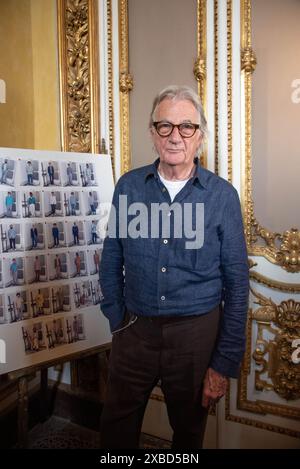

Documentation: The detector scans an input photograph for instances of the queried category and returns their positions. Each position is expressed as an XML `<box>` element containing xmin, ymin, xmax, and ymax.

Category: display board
<box><xmin>0</xmin><ymin>147</ymin><xmax>114</xmax><ymax>375</ymax></box>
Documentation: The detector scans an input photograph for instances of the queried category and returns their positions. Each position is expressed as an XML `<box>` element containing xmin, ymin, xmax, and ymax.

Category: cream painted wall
<box><xmin>128</xmin><ymin>0</ymin><xmax>198</xmax><ymax>169</ymax></box>
<box><xmin>0</xmin><ymin>0</ymin><xmax>60</xmax><ymax>150</ymax></box>
<box><xmin>0</xmin><ymin>0</ymin><xmax>34</xmax><ymax>148</ymax></box>
<box><xmin>252</xmin><ymin>0</ymin><xmax>300</xmax><ymax>232</ymax></box>
<box><xmin>30</xmin><ymin>0</ymin><xmax>61</xmax><ymax>151</ymax></box>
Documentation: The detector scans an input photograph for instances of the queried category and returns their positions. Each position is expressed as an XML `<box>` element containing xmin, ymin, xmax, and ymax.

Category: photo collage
<box><xmin>0</xmin><ymin>154</ymin><xmax>104</xmax><ymax>356</ymax></box>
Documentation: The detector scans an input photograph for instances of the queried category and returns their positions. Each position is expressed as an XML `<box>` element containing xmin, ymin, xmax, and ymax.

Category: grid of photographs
<box><xmin>0</xmin><ymin>154</ymin><xmax>104</xmax><ymax>356</ymax></box>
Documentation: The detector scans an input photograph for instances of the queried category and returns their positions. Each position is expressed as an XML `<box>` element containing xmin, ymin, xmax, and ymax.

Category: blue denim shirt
<box><xmin>100</xmin><ymin>159</ymin><xmax>249</xmax><ymax>378</ymax></box>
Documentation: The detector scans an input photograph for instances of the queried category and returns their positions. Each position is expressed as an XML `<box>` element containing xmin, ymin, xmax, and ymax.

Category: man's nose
<box><xmin>168</xmin><ymin>125</ymin><xmax>182</xmax><ymax>142</ymax></box>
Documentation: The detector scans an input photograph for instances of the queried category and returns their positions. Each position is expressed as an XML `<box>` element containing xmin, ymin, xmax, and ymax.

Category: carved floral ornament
<box><xmin>249</xmin><ymin>216</ymin><xmax>300</xmax><ymax>273</ymax></box>
<box><xmin>241</xmin><ymin>46</ymin><xmax>257</xmax><ymax>73</ymax></box>
<box><xmin>250</xmin><ymin>287</ymin><xmax>300</xmax><ymax>401</ymax></box>
<box><xmin>193</xmin><ymin>57</ymin><xmax>206</xmax><ymax>83</ymax></box>
<box><xmin>58</xmin><ymin>0</ymin><xmax>100</xmax><ymax>154</ymax></box>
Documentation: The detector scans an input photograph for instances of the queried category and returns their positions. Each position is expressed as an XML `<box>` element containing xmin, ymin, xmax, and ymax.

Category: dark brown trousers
<box><xmin>100</xmin><ymin>306</ymin><xmax>220</xmax><ymax>449</ymax></box>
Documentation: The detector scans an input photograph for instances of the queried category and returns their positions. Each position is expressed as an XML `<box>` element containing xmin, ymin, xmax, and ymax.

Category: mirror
<box><xmin>0</xmin><ymin>0</ymin><xmax>61</xmax><ymax>151</ymax></box>
<box><xmin>251</xmin><ymin>0</ymin><xmax>300</xmax><ymax>233</ymax></box>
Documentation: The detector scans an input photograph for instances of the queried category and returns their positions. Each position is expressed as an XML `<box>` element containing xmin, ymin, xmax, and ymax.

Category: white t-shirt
<box><xmin>158</xmin><ymin>172</ymin><xmax>189</xmax><ymax>202</ymax></box>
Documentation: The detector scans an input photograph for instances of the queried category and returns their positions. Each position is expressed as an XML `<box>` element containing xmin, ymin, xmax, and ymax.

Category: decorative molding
<box><xmin>250</xmin><ymin>270</ymin><xmax>300</xmax><ymax>293</ymax></box>
<box><xmin>214</xmin><ymin>0</ymin><xmax>219</xmax><ymax>175</ymax></box>
<box><xmin>118</xmin><ymin>0</ymin><xmax>132</xmax><ymax>175</ymax></box>
<box><xmin>225</xmin><ymin>388</ymin><xmax>300</xmax><ymax>439</ymax></box>
<box><xmin>106</xmin><ymin>0</ymin><xmax>115</xmax><ymax>173</ymax></box>
<box><xmin>194</xmin><ymin>0</ymin><xmax>207</xmax><ymax>168</ymax></box>
<box><xmin>57</xmin><ymin>0</ymin><xmax>100</xmax><ymax>153</ymax></box>
<box><xmin>241</xmin><ymin>46</ymin><xmax>257</xmax><ymax>73</ymax></box>
<box><xmin>241</xmin><ymin>0</ymin><xmax>299</xmax><ymax>271</ymax></box>
<box><xmin>227</xmin><ymin>0</ymin><xmax>232</xmax><ymax>183</ymax></box>
<box><xmin>224</xmin><ymin>314</ymin><xmax>300</xmax><ymax>437</ymax></box>
<box><xmin>250</xmin><ymin>289</ymin><xmax>300</xmax><ymax>402</ymax></box>
<box><xmin>249</xmin><ymin>223</ymin><xmax>300</xmax><ymax>273</ymax></box>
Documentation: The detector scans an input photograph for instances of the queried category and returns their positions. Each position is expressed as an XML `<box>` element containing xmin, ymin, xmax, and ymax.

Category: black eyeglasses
<box><xmin>153</xmin><ymin>121</ymin><xmax>200</xmax><ymax>138</ymax></box>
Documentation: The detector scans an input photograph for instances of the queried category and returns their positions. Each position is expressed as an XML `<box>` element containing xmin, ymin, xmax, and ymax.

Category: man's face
<box><xmin>151</xmin><ymin>99</ymin><xmax>202</xmax><ymax>169</ymax></box>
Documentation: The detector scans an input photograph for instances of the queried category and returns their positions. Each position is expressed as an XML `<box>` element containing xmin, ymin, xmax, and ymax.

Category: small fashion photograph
<box><xmin>0</xmin><ymin>293</ymin><xmax>5</xmax><ymax>324</ymax></box>
<box><xmin>48</xmin><ymin>252</ymin><xmax>68</xmax><ymax>281</ymax></box>
<box><xmin>26</xmin><ymin>254</ymin><xmax>47</xmax><ymax>284</ymax></box>
<box><xmin>19</xmin><ymin>159</ymin><xmax>40</xmax><ymax>186</ymax></box>
<box><xmin>90</xmin><ymin>278</ymin><xmax>102</xmax><ymax>305</ymax></box>
<box><xmin>4</xmin><ymin>256</ymin><xmax>25</xmax><ymax>287</ymax></box>
<box><xmin>87</xmin><ymin>248</ymin><xmax>102</xmax><ymax>275</ymax></box>
<box><xmin>24</xmin><ymin>222</ymin><xmax>45</xmax><ymax>251</ymax></box>
<box><xmin>0</xmin><ymin>158</ymin><xmax>16</xmax><ymax>187</ymax></box>
<box><xmin>45</xmin><ymin>318</ymin><xmax>66</xmax><ymax>349</ymax></box>
<box><xmin>0</xmin><ymin>190</ymin><xmax>20</xmax><ymax>219</ymax></box>
<box><xmin>69</xmin><ymin>250</ymin><xmax>87</xmax><ymax>278</ymax></box>
<box><xmin>22</xmin><ymin>322</ymin><xmax>46</xmax><ymax>354</ymax></box>
<box><xmin>47</xmin><ymin>221</ymin><xmax>66</xmax><ymax>249</ymax></box>
<box><xmin>63</xmin><ymin>190</ymin><xmax>81</xmax><ymax>217</ymax></box>
<box><xmin>41</xmin><ymin>161</ymin><xmax>61</xmax><ymax>187</ymax></box>
<box><xmin>6</xmin><ymin>290</ymin><xmax>29</xmax><ymax>323</ymax></box>
<box><xmin>50</xmin><ymin>284</ymin><xmax>71</xmax><ymax>313</ymax></box>
<box><xmin>66</xmin><ymin>220</ymin><xmax>85</xmax><ymax>247</ymax></box>
<box><xmin>85</xmin><ymin>219</ymin><xmax>101</xmax><ymax>246</ymax></box>
<box><xmin>79</xmin><ymin>162</ymin><xmax>97</xmax><ymax>187</ymax></box>
<box><xmin>73</xmin><ymin>280</ymin><xmax>92</xmax><ymax>309</ymax></box>
<box><xmin>84</xmin><ymin>190</ymin><xmax>99</xmax><ymax>216</ymax></box>
<box><xmin>1</xmin><ymin>222</ymin><xmax>23</xmax><ymax>253</ymax></box>
<box><xmin>30</xmin><ymin>287</ymin><xmax>51</xmax><ymax>318</ymax></box>
<box><xmin>0</xmin><ymin>259</ymin><xmax>3</xmax><ymax>289</ymax></box>
<box><xmin>44</xmin><ymin>191</ymin><xmax>63</xmax><ymax>217</ymax></box>
<box><xmin>21</xmin><ymin>190</ymin><xmax>42</xmax><ymax>218</ymax></box>
<box><xmin>65</xmin><ymin>313</ymin><xmax>85</xmax><ymax>343</ymax></box>
<box><xmin>61</xmin><ymin>162</ymin><xmax>79</xmax><ymax>187</ymax></box>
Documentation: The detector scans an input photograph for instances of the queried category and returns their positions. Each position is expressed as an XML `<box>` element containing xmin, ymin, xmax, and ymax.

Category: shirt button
<box><xmin>162</xmin><ymin>187</ymin><xmax>166</xmax><ymax>192</ymax></box>
<box><xmin>161</xmin><ymin>296</ymin><xmax>165</xmax><ymax>301</ymax></box>
<box><xmin>163</xmin><ymin>239</ymin><xmax>168</xmax><ymax>244</ymax></box>
<box><xmin>161</xmin><ymin>267</ymin><xmax>166</xmax><ymax>273</ymax></box>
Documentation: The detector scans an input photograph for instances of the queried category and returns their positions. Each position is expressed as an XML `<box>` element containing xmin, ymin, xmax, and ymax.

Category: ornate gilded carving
<box><xmin>58</xmin><ymin>0</ymin><xmax>100</xmax><ymax>153</ymax></box>
<box><xmin>249</xmin><ymin>218</ymin><xmax>300</xmax><ymax>273</ymax></box>
<box><xmin>214</xmin><ymin>0</ymin><xmax>219</xmax><ymax>175</ymax></box>
<box><xmin>193</xmin><ymin>57</ymin><xmax>206</xmax><ymax>85</ymax></box>
<box><xmin>250</xmin><ymin>287</ymin><xmax>300</xmax><ymax>402</ymax></box>
<box><xmin>119</xmin><ymin>72</ymin><xmax>133</xmax><ymax>93</ymax></box>
<box><xmin>241</xmin><ymin>47</ymin><xmax>257</xmax><ymax>73</ymax></box>
<box><xmin>119</xmin><ymin>0</ymin><xmax>132</xmax><ymax>175</ymax></box>
<box><xmin>107</xmin><ymin>0</ymin><xmax>115</xmax><ymax>172</ymax></box>
<box><xmin>195</xmin><ymin>0</ymin><xmax>207</xmax><ymax>169</ymax></box>
<box><xmin>227</xmin><ymin>0</ymin><xmax>232</xmax><ymax>183</ymax></box>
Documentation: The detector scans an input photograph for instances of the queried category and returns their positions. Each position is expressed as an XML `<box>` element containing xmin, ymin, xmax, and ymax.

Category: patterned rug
<box><xmin>28</xmin><ymin>416</ymin><xmax>171</xmax><ymax>449</ymax></box>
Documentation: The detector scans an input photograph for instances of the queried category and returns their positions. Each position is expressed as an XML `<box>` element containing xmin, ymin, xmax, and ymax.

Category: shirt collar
<box><xmin>145</xmin><ymin>157</ymin><xmax>208</xmax><ymax>189</ymax></box>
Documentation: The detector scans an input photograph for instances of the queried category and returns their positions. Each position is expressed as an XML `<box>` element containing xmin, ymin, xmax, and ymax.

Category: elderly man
<box><xmin>99</xmin><ymin>85</ymin><xmax>249</xmax><ymax>449</ymax></box>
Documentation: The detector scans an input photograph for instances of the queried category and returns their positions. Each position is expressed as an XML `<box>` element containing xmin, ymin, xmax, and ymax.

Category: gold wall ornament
<box><xmin>214</xmin><ymin>0</ymin><xmax>219</xmax><ymax>175</ymax></box>
<box><xmin>106</xmin><ymin>0</ymin><xmax>115</xmax><ymax>174</ymax></box>
<box><xmin>195</xmin><ymin>0</ymin><xmax>207</xmax><ymax>169</ymax></box>
<box><xmin>250</xmin><ymin>288</ymin><xmax>300</xmax><ymax>402</ymax></box>
<box><xmin>193</xmin><ymin>57</ymin><xmax>206</xmax><ymax>86</ymax></box>
<box><xmin>249</xmin><ymin>221</ymin><xmax>300</xmax><ymax>273</ymax></box>
<box><xmin>119</xmin><ymin>72</ymin><xmax>133</xmax><ymax>93</ymax></box>
<box><xmin>241</xmin><ymin>47</ymin><xmax>257</xmax><ymax>74</ymax></box>
<box><xmin>227</xmin><ymin>0</ymin><xmax>233</xmax><ymax>183</ymax></box>
<box><xmin>58</xmin><ymin>0</ymin><xmax>100</xmax><ymax>153</ymax></box>
<box><xmin>118</xmin><ymin>0</ymin><xmax>132</xmax><ymax>175</ymax></box>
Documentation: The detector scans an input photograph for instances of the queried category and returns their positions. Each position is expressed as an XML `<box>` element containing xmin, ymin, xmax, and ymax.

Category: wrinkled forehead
<box><xmin>154</xmin><ymin>98</ymin><xmax>199</xmax><ymax>121</ymax></box>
